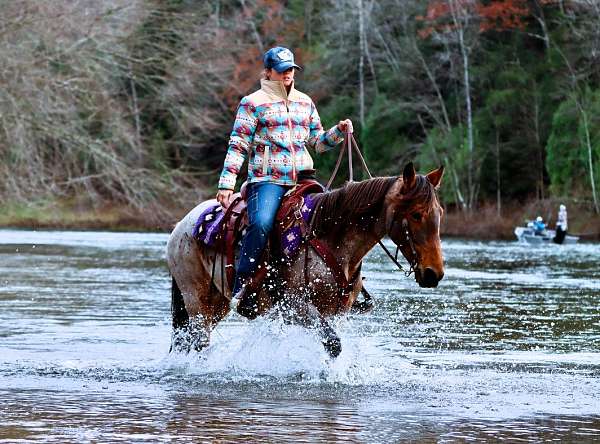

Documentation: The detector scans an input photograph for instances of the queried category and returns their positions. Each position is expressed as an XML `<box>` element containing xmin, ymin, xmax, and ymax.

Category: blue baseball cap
<box><xmin>263</xmin><ymin>46</ymin><xmax>302</xmax><ymax>73</ymax></box>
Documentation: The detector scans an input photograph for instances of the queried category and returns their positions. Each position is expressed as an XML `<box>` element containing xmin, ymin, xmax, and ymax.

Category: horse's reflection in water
<box><xmin>166</xmin><ymin>163</ymin><xmax>444</xmax><ymax>358</ymax></box>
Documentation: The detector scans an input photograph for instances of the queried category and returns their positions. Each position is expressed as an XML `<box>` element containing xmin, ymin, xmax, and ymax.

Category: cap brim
<box><xmin>272</xmin><ymin>61</ymin><xmax>302</xmax><ymax>73</ymax></box>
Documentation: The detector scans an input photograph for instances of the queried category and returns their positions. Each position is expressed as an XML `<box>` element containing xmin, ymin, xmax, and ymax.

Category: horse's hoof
<box><xmin>192</xmin><ymin>338</ymin><xmax>210</xmax><ymax>353</ymax></box>
<box><xmin>350</xmin><ymin>299</ymin><xmax>374</xmax><ymax>314</ymax></box>
<box><xmin>323</xmin><ymin>336</ymin><xmax>342</xmax><ymax>358</ymax></box>
<box><xmin>170</xmin><ymin>336</ymin><xmax>190</xmax><ymax>354</ymax></box>
<box><xmin>236</xmin><ymin>291</ymin><xmax>260</xmax><ymax>320</ymax></box>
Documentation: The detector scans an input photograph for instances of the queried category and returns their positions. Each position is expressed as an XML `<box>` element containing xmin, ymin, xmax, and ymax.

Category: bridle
<box><xmin>326</xmin><ymin>131</ymin><xmax>423</xmax><ymax>278</ymax></box>
<box><xmin>381</xmin><ymin>215</ymin><xmax>419</xmax><ymax>277</ymax></box>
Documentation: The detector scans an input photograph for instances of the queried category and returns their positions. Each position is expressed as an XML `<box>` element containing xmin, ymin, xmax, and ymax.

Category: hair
<box><xmin>311</xmin><ymin>175</ymin><xmax>438</xmax><ymax>237</ymax></box>
<box><xmin>311</xmin><ymin>177</ymin><xmax>398</xmax><ymax>235</ymax></box>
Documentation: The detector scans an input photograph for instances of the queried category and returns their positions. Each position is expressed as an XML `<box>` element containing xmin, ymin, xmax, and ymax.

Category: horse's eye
<box><xmin>412</xmin><ymin>212</ymin><xmax>422</xmax><ymax>222</ymax></box>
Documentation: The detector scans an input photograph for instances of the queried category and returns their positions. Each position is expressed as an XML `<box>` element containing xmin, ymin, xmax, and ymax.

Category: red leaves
<box><xmin>477</xmin><ymin>1</ymin><xmax>530</xmax><ymax>32</ymax></box>
<box><xmin>418</xmin><ymin>0</ymin><xmax>547</xmax><ymax>38</ymax></box>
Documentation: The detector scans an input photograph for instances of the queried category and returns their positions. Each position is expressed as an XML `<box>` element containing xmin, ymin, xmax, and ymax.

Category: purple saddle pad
<box><xmin>192</xmin><ymin>204</ymin><xmax>225</xmax><ymax>246</ymax></box>
<box><xmin>192</xmin><ymin>193</ymin><xmax>317</xmax><ymax>257</ymax></box>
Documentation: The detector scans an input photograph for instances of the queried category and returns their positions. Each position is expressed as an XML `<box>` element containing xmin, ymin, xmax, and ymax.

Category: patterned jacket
<box><xmin>218</xmin><ymin>79</ymin><xmax>344</xmax><ymax>190</ymax></box>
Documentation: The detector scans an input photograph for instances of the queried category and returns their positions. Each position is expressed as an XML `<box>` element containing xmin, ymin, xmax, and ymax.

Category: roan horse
<box><xmin>166</xmin><ymin>163</ymin><xmax>444</xmax><ymax>357</ymax></box>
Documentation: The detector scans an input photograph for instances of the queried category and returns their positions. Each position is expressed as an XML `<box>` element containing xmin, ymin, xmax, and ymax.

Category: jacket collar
<box><xmin>260</xmin><ymin>79</ymin><xmax>298</xmax><ymax>101</ymax></box>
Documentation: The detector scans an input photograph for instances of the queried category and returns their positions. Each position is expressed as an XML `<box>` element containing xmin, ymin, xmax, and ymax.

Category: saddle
<box><xmin>216</xmin><ymin>178</ymin><xmax>324</xmax><ymax>293</ymax></box>
<box><xmin>196</xmin><ymin>174</ymin><xmax>373</xmax><ymax>313</ymax></box>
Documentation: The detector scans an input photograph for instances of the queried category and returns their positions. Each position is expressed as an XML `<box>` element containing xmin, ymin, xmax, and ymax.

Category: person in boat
<box><xmin>553</xmin><ymin>204</ymin><xmax>568</xmax><ymax>244</ymax></box>
<box><xmin>216</xmin><ymin>46</ymin><xmax>353</xmax><ymax>318</ymax></box>
<box><xmin>533</xmin><ymin>216</ymin><xmax>546</xmax><ymax>235</ymax></box>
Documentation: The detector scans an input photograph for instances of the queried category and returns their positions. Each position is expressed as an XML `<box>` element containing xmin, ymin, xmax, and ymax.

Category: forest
<box><xmin>0</xmin><ymin>0</ymin><xmax>599</xmax><ymax>238</ymax></box>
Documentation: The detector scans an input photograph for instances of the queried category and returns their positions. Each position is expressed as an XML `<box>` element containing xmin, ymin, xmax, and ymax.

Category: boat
<box><xmin>514</xmin><ymin>224</ymin><xmax>579</xmax><ymax>245</ymax></box>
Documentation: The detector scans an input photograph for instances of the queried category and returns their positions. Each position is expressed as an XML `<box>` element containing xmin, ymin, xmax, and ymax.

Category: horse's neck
<box><xmin>310</xmin><ymin>177</ymin><xmax>400</xmax><ymax>272</ymax></box>
<box><xmin>317</xmin><ymin>203</ymin><xmax>387</xmax><ymax>271</ymax></box>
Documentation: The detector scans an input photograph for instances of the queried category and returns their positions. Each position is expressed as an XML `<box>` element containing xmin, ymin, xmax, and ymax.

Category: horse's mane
<box><xmin>311</xmin><ymin>177</ymin><xmax>398</xmax><ymax>234</ymax></box>
<box><xmin>311</xmin><ymin>175</ymin><xmax>438</xmax><ymax>235</ymax></box>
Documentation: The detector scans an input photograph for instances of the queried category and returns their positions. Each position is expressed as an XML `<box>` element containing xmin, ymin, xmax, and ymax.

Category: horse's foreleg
<box><xmin>277</xmin><ymin>297</ymin><xmax>342</xmax><ymax>358</ymax></box>
<box><xmin>316</xmin><ymin>315</ymin><xmax>342</xmax><ymax>358</ymax></box>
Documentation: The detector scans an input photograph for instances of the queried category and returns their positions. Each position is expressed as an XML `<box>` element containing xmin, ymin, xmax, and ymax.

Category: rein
<box><xmin>325</xmin><ymin>132</ymin><xmax>417</xmax><ymax>276</ymax></box>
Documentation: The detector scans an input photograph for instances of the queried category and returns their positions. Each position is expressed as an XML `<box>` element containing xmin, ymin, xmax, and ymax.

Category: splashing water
<box><xmin>1</xmin><ymin>230</ymin><xmax>600</xmax><ymax>442</ymax></box>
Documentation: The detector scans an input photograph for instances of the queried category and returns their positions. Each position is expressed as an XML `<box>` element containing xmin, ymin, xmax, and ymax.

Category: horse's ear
<box><xmin>402</xmin><ymin>162</ymin><xmax>416</xmax><ymax>192</ymax></box>
<box><xmin>426</xmin><ymin>165</ymin><xmax>444</xmax><ymax>189</ymax></box>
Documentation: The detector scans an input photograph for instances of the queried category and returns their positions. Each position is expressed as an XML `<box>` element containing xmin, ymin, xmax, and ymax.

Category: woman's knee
<box><xmin>251</xmin><ymin>213</ymin><xmax>275</xmax><ymax>234</ymax></box>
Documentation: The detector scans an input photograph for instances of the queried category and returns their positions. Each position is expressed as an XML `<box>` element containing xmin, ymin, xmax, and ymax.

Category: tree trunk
<box><xmin>580</xmin><ymin>105</ymin><xmax>600</xmax><ymax>213</ymax></box>
<box><xmin>363</xmin><ymin>0</ymin><xmax>378</xmax><ymax>93</ymax></box>
<box><xmin>459</xmin><ymin>27</ymin><xmax>474</xmax><ymax>209</ymax></box>
<box><xmin>495</xmin><ymin>128</ymin><xmax>501</xmax><ymax>216</ymax></box>
<box><xmin>240</xmin><ymin>0</ymin><xmax>264</xmax><ymax>54</ymax></box>
<box><xmin>450</xmin><ymin>0</ymin><xmax>475</xmax><ymax>209</ymax></box>
<box><xmin>417</xmin><ymin>114</ymin><xmax>466</xmax><ymax>209</ymax></box>
<box><xmin>358</xmin><ymin>0</ymin><xmax>365</xmax><ymax>129</ymax></box>
<box><xmin>305</xmin><ymin>0</ymin><xmax>313</xmax><ymax>46</ymax></box>
<box><xmin>129</xmin><ymin>62</ymin><xmax>142</xmax><ymax>165</ymax></box>
<box><xmin>533</xmin><ymin>82</ymin><xmax>544</xmax><ymax>200</ymax></box>
<box><xmin>214</xmin><ymin>0</ymin><xmax>220</xmax><ymax>27</ymax></box>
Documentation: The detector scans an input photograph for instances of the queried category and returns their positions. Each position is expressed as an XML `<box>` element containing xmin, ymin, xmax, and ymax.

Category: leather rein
<box><xmin>297</xmin><ymin>132</ymin><xmax>419</xmax><ymax>310</ymax></box>
<box><xmin>324</xmin><ymin>132</ymin><xmax>418</xmax><ymax>278</ymax></box>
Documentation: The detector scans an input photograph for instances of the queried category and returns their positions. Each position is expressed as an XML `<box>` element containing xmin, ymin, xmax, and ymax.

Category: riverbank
<box><xmin>0</xmin><ymin>200</ymin><xmax>178</xmax><ymax>232</ymax></box>
<box><xmin>442</xmin><ymin>200</ymin><xmax>600</xmax><ymax>241</ymax></box>
<box><xmin>1</xmin><ymin>198</ymin><xmax>598</xmax><ymax>241</ymax></box>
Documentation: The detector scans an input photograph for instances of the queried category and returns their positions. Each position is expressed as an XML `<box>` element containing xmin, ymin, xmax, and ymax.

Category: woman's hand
<box><xmin>337</xmin><ymin>119</ymin><xmax>354</xmax><ymax>133</ymax></box>
<box><xmin>216</xmin><ymin>189</ymin><xmax>233</xmax><ymax>209</ymax></box>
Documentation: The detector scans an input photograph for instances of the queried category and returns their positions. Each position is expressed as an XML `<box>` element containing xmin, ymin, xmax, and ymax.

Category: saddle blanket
<box><xmin>192</xmin><ymin>194</ymin><xmax>318</xmax><ymax>258</ymax></box>
<box><xmin>192</xmin><ymin>204</ymin><xmax>225</xmax><ymax>246</ymax></box>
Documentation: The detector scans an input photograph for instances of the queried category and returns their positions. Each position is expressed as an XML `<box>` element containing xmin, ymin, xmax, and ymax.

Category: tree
<box><xmin>546</xmin><ymin>88</ymin><xmax>600</xmax><ymax>212</ymax></box>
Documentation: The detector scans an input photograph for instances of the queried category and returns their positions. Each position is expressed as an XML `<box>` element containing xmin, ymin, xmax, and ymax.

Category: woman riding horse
<box><xmin>216</xmin><ymin>46</ymin><xmax>353</xmax><ymax>318</ymax></box>
<box><xmin>167</xmin><ymin>163</ymin><xmax>445</xmax><ymax>357</ymax></box>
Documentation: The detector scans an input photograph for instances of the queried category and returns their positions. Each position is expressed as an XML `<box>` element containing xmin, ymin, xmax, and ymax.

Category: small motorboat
<box><xmin>514</xmin><ymin>224</ymin><xmax>579</xmax><ymax>244</ymax></box>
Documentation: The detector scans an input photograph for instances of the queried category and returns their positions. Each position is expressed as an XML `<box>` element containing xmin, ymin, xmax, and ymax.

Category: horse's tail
<box><xmin>171</xmin><ymin>276</ymin><xmax>189</xmax><ymax>330</ymax></box>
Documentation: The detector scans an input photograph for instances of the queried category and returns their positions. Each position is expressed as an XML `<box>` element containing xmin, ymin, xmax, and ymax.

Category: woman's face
<box><xmin>267</xmin><ymin>67</ymin><xmax>295</xmax><ymax>87</ymax></box>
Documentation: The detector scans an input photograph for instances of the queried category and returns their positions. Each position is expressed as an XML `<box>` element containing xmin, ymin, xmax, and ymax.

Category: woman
<box><xmin>216</xmin><ymin>46</ymin><xmax>353</xmax><ymax>318</ymax></box>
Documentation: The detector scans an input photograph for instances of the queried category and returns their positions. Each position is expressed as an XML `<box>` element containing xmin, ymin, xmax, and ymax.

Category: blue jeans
<box><xmin>233</xmin><ymin>182</ymin><xmax>288</xmax><ymax>295</ymax></box>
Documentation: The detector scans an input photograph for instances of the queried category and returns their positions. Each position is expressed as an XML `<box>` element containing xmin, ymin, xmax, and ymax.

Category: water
<box><xmin>1</xmin><ymin>229</ymin><xmax>599</xmax><ymax>442</ymax></box>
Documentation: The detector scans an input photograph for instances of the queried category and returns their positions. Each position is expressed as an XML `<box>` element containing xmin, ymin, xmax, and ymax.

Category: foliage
<box><xmin>546</xmin><ymin>88</ymin><xmax>600</xmax><ymax>199</ymax></box>
<box><xmin>1</xmin><ymin>0</ymin><xmax>600</xmax><ymax>220</ymax></box>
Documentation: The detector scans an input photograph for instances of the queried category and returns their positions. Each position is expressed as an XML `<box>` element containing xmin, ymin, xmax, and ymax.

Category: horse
<box><xmin>166</xmin><ymin>162</ymin><xmax>444</xmax><ymax>358</ymax></box>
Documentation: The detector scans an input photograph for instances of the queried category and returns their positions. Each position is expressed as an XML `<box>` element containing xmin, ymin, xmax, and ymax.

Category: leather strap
<box><xmin>308</xmin><ymin>237</ymin><xmax>361</xmax><ymax>307</ymax></box>
<box><xmin>221</xmin><ymin>196</ymin><xmax>245</xmax><ymax>291</ymax></box>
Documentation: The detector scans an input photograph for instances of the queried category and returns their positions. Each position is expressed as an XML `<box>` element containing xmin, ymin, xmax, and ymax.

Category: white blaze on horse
<box><xmin>166</xmin><ymin>163</ymin><xmax>444</xmax><ymax>357</ymax></box>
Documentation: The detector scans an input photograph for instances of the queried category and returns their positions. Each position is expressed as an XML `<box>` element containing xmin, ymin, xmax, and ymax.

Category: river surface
<box><xmin>0</xmin><ymin>229</ymin><xmax>599</xmax><ymax>442</ymax></box>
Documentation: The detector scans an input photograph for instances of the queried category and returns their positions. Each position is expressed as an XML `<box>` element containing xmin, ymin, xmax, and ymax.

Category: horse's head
<box><xmin>385</xmin><ymin>163</ymin><xmax>445</xmax><ymax>288</ymax></box>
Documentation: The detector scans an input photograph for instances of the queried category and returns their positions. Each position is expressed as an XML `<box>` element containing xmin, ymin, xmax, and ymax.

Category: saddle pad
<box><xmin>280</xmin><ymin>193</ymin><xmax>317</xmax><ymax>257</ymax></box>
<box><xmin>192</xmin><ymin>204</ymin><xmax>224</xmax><ymax>246</ymax></box>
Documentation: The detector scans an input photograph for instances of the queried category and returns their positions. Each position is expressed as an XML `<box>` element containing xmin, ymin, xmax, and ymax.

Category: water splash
<box><xmin>162</xmin><ymin>314</ymin><xmax>415</xmax><ymax>386</ymax></box>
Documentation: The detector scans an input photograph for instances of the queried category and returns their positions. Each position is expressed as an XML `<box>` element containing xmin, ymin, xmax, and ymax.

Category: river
<box><xmin>1</xmin><ymin>229</ymin><xmax>599</xmax><ymax>442</ymax></box>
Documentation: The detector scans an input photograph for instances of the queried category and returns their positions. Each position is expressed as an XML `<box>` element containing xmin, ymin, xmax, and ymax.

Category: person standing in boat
<box><xmin>553</xmin><ymin>204</ymin><xmax>568</xmax><ymax>244</ymax></box>
<box><xmin>216</xmin><ymin>46</ymin><xmax>353</xmax><ymax>318</ymax></box>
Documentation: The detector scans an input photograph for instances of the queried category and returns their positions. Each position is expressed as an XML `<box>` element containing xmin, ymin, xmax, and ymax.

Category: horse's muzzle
<box><xmin>416</xmin><ymin>267</ymin><xmax>443</xmax><ymax>288</ymax></box>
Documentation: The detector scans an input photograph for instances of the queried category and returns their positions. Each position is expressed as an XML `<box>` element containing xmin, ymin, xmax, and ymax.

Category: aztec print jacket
<box><xmin>218</xmin><ymin>79</ymin><xmax>344</xmax><ymax>190</ymax></box>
